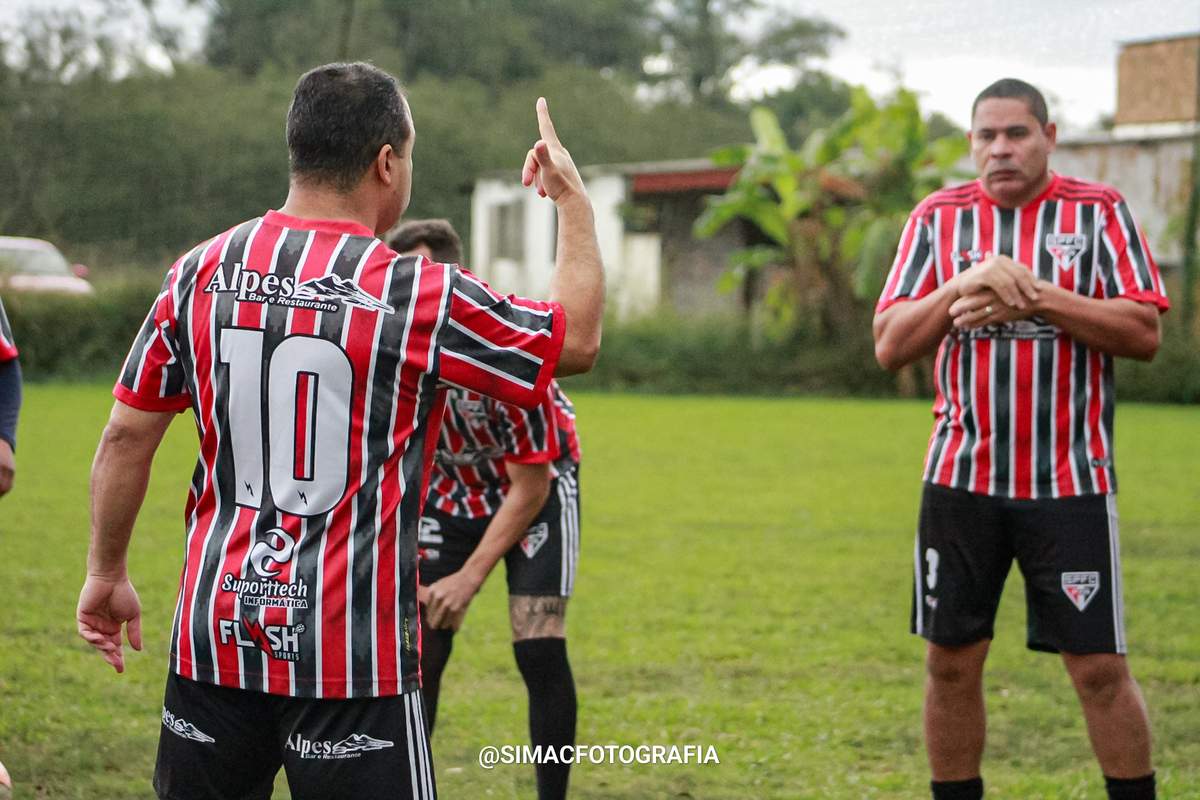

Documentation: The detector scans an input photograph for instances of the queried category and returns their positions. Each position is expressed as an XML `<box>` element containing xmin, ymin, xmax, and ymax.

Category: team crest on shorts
<box><xmin>1061</xmin><ymin>571</ymin><xmax>1100</xmax><ymax>612</ymax></box>
<box><xmin>520</xmin><ymin>523</ymin><xmax>550</xmax><ymax>558</ymax></box>
<box><xmin>1045</xmin><ymin>233</ymin><xmax>1087</xmax><ymax>272</ymax></box>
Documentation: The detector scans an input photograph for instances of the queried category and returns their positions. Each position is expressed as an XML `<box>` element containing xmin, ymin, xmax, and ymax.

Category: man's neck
<box><xmin>278</xmin><ymin>182</ymin><xmax>378</xmax><ymax>233</ymax></box>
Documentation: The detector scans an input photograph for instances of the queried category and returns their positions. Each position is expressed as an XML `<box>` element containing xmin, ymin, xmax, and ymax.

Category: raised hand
<box><xmin>521</xmin><ymin>97</ymin><xmax>586</xmax><ymax>205</ymax></box>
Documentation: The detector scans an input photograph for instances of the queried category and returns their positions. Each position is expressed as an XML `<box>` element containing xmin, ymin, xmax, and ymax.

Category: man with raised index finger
<box><xmin>873</xmin><ymin>78</ymin><xmax>1167</xmax><ymax>800</ymax></box>
<box><xmin>77</xmin><ymin>61</ymin><xmax>603</xmax><ymax>800</ymax></box>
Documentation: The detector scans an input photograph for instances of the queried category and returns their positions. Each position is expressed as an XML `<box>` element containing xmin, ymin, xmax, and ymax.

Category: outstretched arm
<box><xmin>522</xmin><ymin>98</ymin><xmax>604</xmax><ymax>376</ymax></box>
<box><xmin>77</xmin><ymin>401</ymin><xmax>174</xmax><ymax>673</ymax></box>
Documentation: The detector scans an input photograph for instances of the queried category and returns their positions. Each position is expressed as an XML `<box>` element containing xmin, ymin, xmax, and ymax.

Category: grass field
<box><xmin>0</xmin><ymin>384</ymin><xmax>1197</xmax><ymax>799</ymax></box>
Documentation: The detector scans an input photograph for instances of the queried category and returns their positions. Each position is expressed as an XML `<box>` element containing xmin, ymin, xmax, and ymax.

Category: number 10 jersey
<box><xmin>115</xmin><ymin>211</ymin><xmax>564</xmax><ymax>698</ymax></box>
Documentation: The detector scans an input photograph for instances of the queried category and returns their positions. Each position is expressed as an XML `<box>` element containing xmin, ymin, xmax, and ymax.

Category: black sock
<box><xmin>931</xmin><ymin>777</ymin><xmax>983</xmax><ymax>800</ymax></box>
<box><xmin>419</xmin><ymin>626</ymin><xmax>455</xmax><ymax>734</ymax></box>
<box><xmin>1105</xmin><ymin>772</ymin><xmax>1155</xmax><ymax>800</ymax></box>
<box><xmin>514</xmin><ymin>637</ymin><xmax>576</xmax><ymax>800</ymax></box>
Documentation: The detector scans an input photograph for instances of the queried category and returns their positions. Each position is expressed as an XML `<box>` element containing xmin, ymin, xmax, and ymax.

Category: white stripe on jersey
<box><xmin>446</xmin><ymin>318</ymin><xmax>545</xmax><ymax>366</ymax></box>
<box><xmin>439</xmin><ymin>349</ymin><xmax>536</xmax><ymax>391</ymax></box>
<box><xmin>451</xmin><ymin>287</ymin><xmax>554</xmax><ymax>337</ymax></box>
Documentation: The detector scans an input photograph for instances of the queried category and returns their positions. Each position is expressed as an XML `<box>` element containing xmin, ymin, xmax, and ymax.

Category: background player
<box><xmin>0</xmin><ymin>296</ymin><xmax>21</xmax><ymax>500</ymax></box>
<box><xmin>76</xmin><ymin>62</ymin><xmax>603</xmax><ymax>800</ymax></box>
<box><xmin>390</xmin><ymin>220</ymin><xmax>581</xmax><ymax>800</ymax></box>
<box><xmin>873</xmin><ymin>78</ymin><xmax>1166</xmax><ymax>800</ymax></box>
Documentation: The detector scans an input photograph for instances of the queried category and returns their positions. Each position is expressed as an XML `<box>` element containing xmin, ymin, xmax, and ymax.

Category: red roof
<box><xmin>632</xmin><ymin>167</ymin><xmax>739</xmax><ymax>194</ymax></box>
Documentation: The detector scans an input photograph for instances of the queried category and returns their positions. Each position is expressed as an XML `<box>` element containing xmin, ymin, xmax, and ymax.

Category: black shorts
<box><xmin>154</xmin><ymin>673</ymin><xmax>436</xmax><ymax>800</ymax></box>
<box><xmin>419</xmin><ymin>468</ymin><xmax>580</xmax><ymax>597</ymax></box>
<box><xmin>912</xmin><ymin>483</ymin><xmax>1126</xmax><ymax>654</ymax></box>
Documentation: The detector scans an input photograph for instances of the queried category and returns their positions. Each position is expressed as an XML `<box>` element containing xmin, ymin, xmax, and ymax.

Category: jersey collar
<box><xmin>263</xmin><ymin>210</ymin><xmax>376</xmax><ymax>238</ymax></box>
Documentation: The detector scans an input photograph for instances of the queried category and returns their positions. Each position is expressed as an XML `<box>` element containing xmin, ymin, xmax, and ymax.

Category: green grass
<box><xmin>1</xmin><ymin>385</ymin><xmax>1197</xmax><ymax>798</ymax></box>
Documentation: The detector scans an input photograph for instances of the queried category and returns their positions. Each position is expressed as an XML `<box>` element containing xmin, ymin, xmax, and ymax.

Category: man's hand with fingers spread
<box><xmin>521</xmin><ymin>97</ymin><xmax>586</xmax><ymax>205</ymax></box>
<box><xmin>77</xmin><ymin>574</ymin><xmax>143</xmax><ymax>673</ymax></box>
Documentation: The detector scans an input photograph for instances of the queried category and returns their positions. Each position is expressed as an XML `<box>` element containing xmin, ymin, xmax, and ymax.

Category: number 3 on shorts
<box><xmin>924</xmin><ymin>548</ymin><xmax>939</xmax><ymax>590</ymax></box>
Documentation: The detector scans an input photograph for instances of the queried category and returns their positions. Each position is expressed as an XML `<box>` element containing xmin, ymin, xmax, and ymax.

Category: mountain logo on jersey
<box><xmin>204</xmin><ymin>261</ymin><xmax>392</xmax><ymax>314</ymax></box>
<box><xmin>285</xmin><ymin>732</ymin><xmax>394</xmax><ymax>760</ymax></box>
<box><xmin>454</xmin><ymin>398</ymin><xmax>489</xmax><ymax>424</ymax></box>
<box><xmin>295</xmin><ymin>275</ymin><xmax>395</xmax><ymax>314</ymax></box>
<box><xmin>1061</xmin><ymin>571</ymin><xmax>1100</xmax><ymax>612</ymax></box>
<box><xmin>520</xmin><ymin>523</ymin><xmax>549</xmax><ymax>558</ymax></box>
<box><xmin>162</xmin><ymin>708</ymin><xmax>216</xmax><ymax>744</ymax></box>
<box><xmin>1046</xmin><ymin>233</ymin><xmax>1087</xmax><ymax>272</ymax></box>
<box><xmin>218</xmin><ymin>617</ymin><xmax>305</xmax><ymax>661</ymax></box>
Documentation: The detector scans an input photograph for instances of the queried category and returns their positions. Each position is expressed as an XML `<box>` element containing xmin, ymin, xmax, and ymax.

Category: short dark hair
<box><xmin>971</xmin><ymin>78</ymin><xmax>1049</xmax><ymax>126</ymax></box>
<box><xmin>387</xmin><ymin>219</ymin><xmax>464</xmax><ymax>264</ymax></box>
<box><xmin>286</xmin><ymin>62</ymin><xmax>411</xmax><ymax>193</ymax></box>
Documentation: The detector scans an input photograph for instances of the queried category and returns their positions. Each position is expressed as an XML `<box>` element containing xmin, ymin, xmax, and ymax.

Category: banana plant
<box><xmin>696</xmin><ymin>87</ymin><xmax>968</xmax><ymax>341</ymax></box>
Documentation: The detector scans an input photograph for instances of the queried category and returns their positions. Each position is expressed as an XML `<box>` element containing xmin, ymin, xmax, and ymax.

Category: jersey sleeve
<box><xmin>1098</xmin><ymin>196</ymin><xmax>1170</xmax><ymax>312</ymax></box>
<box><xmin>436</xmin><ymin>267</ymin><xmax>565</xmax><ymax>410</ymax></box>
<box><xmin>0</xmin><ymin>296</ymin><xmax>18</xmax><ymax>362</ymax></box>
<box><xmin>876</xmin><ymin>203</ymin><xmax>938</xmax><ymax>313</ymax></box>
<box><xmin>499</xmin><ymin>388</ymin><xmax>558</xmax><ymax>465</ymax></box>
<box><xmin>113</xmin><ymin>259</ymin><xmax>192</xmax><ymax>412</ymax></box>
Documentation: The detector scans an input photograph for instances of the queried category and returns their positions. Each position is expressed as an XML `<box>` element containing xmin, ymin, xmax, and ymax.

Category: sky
<box><xmin>5</xmin><ymin>0</ymin><xmax>1200</xmax><ymax>132</ymax></box>
<box><xmin>738</xmin><ymin>0</ymin><xmax>1200</xmax><ymax>131</ymax></box>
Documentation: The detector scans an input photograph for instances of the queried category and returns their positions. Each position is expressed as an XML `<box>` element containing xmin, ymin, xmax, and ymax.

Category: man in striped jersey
<box><xmin>391</xmin><ymin>220</ymin><xmax>581</xmax><ymax>800</ymax></box>
<box><xmin>0</xmin><ymin>297</ymin><xmax>21</xmax><ymax>499</ymax></box>
<box><xmin>76</xmin><ymin>62</ymin><xmax>603</xmax><ymax>800</ymax></box>
<box><xmin>874</xmin><ymin>79</ymin><xmax>1166</xmax><ymax>800</ymax></box>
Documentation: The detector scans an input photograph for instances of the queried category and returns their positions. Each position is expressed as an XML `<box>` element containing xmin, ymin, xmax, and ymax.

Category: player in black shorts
<box><xmin>390</xmin><ymin>221</ymin><xmax>582</xmax><ymax>800</ymax></box>
<box><xmin>874</xmin><ymin>79</ymin><xmax>1166</xmax><ymax>800</ymax></box>
<box><xmin>77</xmin><ymin>64</ymin><xmax>605</xmax><ymax>800</ymax></box>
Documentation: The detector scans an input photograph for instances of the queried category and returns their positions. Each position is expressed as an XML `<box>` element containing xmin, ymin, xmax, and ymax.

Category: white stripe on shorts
<box><xmin>1105</xmin><ymin>494</ymin><xmax>1126</xmax><ymax>654</ymax></box>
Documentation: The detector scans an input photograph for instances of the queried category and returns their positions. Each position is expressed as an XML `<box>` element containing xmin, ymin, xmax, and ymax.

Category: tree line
<box><xmin>1</xmin><ymin>0</ymin><xmax>890</xmax><ymax>271</ymax></box>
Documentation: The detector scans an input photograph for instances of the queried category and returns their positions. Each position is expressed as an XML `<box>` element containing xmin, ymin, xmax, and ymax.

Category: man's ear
<box><xmin>374</xmin><ymin>144</ymin><xmax>395</xmax><ymax>185</ymax></box>
<box><xmin>1044</xmin><ymin>122</ymin><xmax>1057</xmax><ymax>152</ymax></box>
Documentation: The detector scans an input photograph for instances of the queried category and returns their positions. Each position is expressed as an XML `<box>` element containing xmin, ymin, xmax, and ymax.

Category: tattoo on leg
<box><xmin>510</xmin><ymin>595</ymin><xmax>567</xmax><ymax>640</ymax></box>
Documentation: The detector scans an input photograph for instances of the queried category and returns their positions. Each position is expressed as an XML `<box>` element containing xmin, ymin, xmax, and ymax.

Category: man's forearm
<box><xmin>873</xmin><ymin>282</ymin><xmax>960</xmax><ymax>371</ymax></box>
<box><xmin>88</xmin><ymin>408</ymin><xmax>172</xmax><ymax>578</ymax></box>
<box><xmin>550</xmin><ymin>195</ymin><xmax>604</xmax><ymax>376</ymax></box>
<box><xmin>1033</xmin><ymin>283</ymin><xmax>1161</xmax><ymax>360</ymax></box>
<box><xmin>459</xmin><ymin>480</ymin><xmax>550</xmax><ymax>586</ymax></box>
<box><xmin>89</xmin><ymin>431</ymin><xmax>154</xmax><ymax>578</ymax></box>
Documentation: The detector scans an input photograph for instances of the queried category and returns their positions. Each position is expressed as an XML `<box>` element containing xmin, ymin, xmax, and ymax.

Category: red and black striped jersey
<box><xmin>878</xmin><ymin>174</ymin><xmax>1168</xmax><ymax>500</ymax></box>
<box><xmin>0</xmin><ymin>297</ymin><xmax>18</xmax><ymax>362</ymax></box>
<box><xmin>114</xmin><ymin>210</ymin><xmax>564</xmax><ymax>698</ymax></box>
<box><xmin>426</xmin><ymin>382</ymin><xmax>580</xmax><ymax>519</ymax></box>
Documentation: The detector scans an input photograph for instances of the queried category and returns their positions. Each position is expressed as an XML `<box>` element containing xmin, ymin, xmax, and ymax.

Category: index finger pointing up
<box><xmin>536</xmin><ymin>97</ymin><xmax>559</xmax><ymax>144</ymax></box>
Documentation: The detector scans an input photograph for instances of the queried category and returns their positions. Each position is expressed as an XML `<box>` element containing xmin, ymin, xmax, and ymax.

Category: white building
<box><xmin>471</xmin><ymin>159</ymin><xmax>761</xmax><ymax>321</ymax></box>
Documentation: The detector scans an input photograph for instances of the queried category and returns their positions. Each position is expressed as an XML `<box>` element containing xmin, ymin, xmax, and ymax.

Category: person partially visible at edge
<box><xmin>0</xmin><ymin>296</ymin><xmax>20</xmax><ymax>499</ymax></box>
<box><xmin>873</xmin><ymin>77</ymin><xmax>1167</xmax><ymax>800</ymax></box>
<box><xmin>76</xmin><ymin>61</ymin><xmax>603</xmax><ymax>800</ymax></box>
<box><xmin>390</xmin><ymin>219</ymin><xmax>582</xmax><ymax>800</ymax></box>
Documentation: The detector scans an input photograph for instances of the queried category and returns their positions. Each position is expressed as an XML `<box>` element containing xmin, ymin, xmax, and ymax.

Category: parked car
<box><xmin>0</xmin><ymin>236</ymin><xmax>93</xmax><ymax>295</ymax></box>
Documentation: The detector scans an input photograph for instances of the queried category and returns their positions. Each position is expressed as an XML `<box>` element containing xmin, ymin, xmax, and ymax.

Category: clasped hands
<box><xmin>948</xmin><ymin>254</ymin><xmax>1042</xmax><ymax>330</ymax></box>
